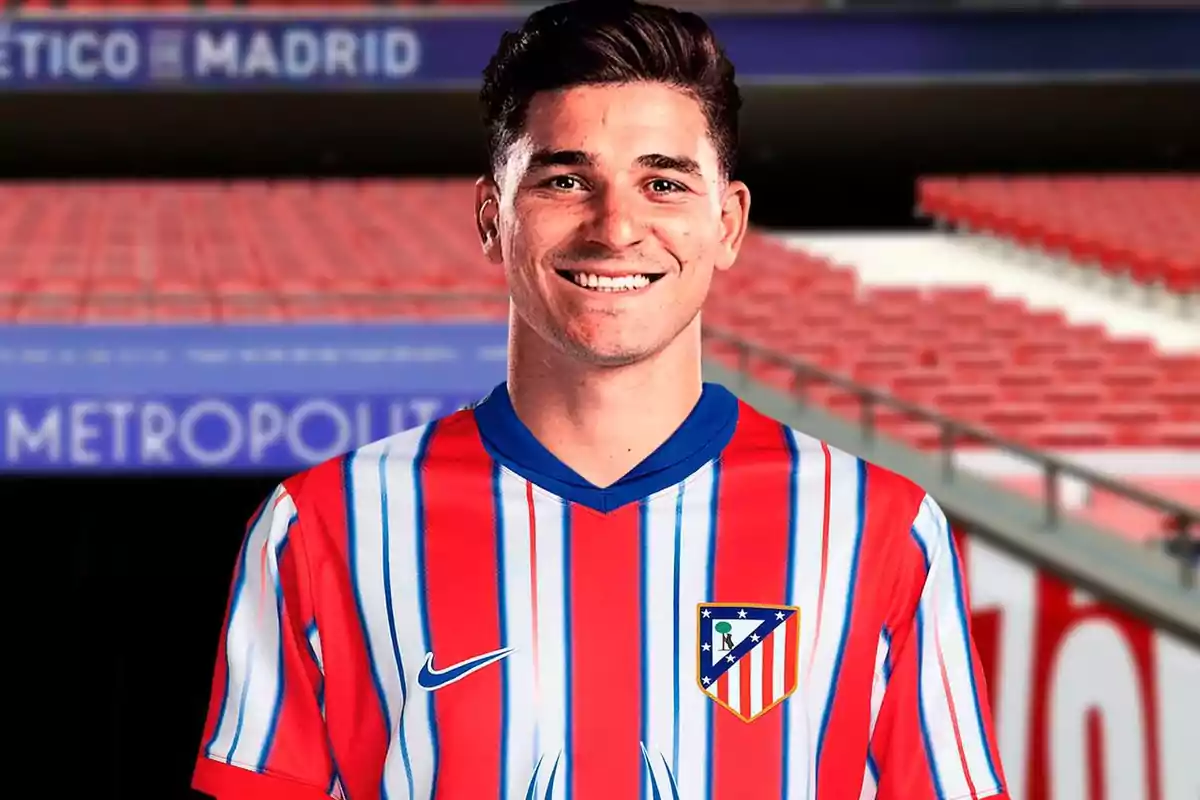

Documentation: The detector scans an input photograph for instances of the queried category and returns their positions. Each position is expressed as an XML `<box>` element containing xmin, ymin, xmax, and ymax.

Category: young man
<box><xmin>193</xmin><ymin>2</ymin><xmax>1008</xmax><ymax>799</ymax></box>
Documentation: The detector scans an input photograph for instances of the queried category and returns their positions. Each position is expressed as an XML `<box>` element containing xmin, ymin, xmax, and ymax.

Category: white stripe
<box><xmin>643</xmin><ymin>484</ymin><xmax>684</xmax><ymax>799</ymax></box>
<box><xmin>382</xmin><ymin>433</ymin><xmax>443</xmax><ymax>800</ymax></box>
<box><xmin>913</xmin><ymin>496</ymin><xmax>1000</xmax><ymax>795</ymax></box>
<box><xmin>726</xmin><ymin>651</ymin><xmax>741</xmax><ymax>715</ymax></box>
<box><xmin>307</xmin><ymin>626</ymin><xmax>324</xmax><ymax>673</ymax></box>
<box><xmin>859</xmin><ymin>765</ymin><xmax>878</xmax><ymax>800</ymax></box>
<box><xmin>749</xmin><ymin>640</ymin><xmax>765</xmax><ymax>717</ymax></box>
<box><xmin>859</xmin><ymin>632</ymin><xmax>891</xmax><ymax>800</ymax></box>
<box><xmin>781</xmin><ymin>430</ymin><xmax>833</xmax><ymax>800</ymax></box>
<box><xmin>497</xmin><ymin>469</ymin><xmax>539</xmax><ymax>798</ymax></box>
<box><xmin>529</xmin><ymin>486</ymin><xmax>569</xmax><ymax>800</ymax></box>
<box><xmin>772</xmin><ymin>627</ymin><xmax>787</xmax><ymax>706</ymax></box>
<box><xmin>869</xmin><ymin>632</ymin><xmax>890</xmax><ymax>738</ymax></box>
<box><xmin>208</xmin><ymin>487</ymin><xmax>294</xmax><ymax>767</ymax></box>
<box><xmin>674</xmin><ymin>462</ymin><xmax>716</xmax><ymax>800</ymax></box>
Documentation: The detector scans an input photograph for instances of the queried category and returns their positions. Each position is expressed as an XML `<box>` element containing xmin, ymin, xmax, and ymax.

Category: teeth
<box><xmin>570</xmin><ymin>272</ymin><xmax>652</xmax><ymax>292</ymax></box>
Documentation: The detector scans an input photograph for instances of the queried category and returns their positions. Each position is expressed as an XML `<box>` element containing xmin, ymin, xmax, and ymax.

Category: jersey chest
<box><xmin>337</xmin><ymin>459</ymin><xmax>886</xmax><ymax>798</ymax></box>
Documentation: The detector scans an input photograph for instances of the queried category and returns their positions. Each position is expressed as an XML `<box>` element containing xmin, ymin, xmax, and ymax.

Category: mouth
<box><xmin>555</xmin><ymin>269</ymin><xmax>667</xmax><ymax>293</ymax></box>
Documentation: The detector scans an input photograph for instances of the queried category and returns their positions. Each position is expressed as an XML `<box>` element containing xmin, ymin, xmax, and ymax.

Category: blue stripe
<box><xmin>524</xmin><ymin>754</ymin><xmax>546</xmax><ymax>800</ymax></box>
<box><xmin>345</xmin><ymin>453</ymin><xmax>403</xmax><ymax>800</ymax></box>
<box><xmin>640</xmin><ymin>744</ymin><xmax>663</xmax><ymax>800</ymax></box>
<box><xmin>492</xmin><ymin>461</ymin><xmax>511</xmax><ymax>800</ymax></box>
<box><xmin>256</xmin><ymin>519</ymin><xmax>297</xmax><ymax>770</ymax></box>
<box><xmin>867</xmin><ymin>751</ymin><xmax>880</xmax><ymax>783</ymax></box>
<box><xmin>881</xmin><ymin>626</ymin><xmax>894</xmax><ymax>682</ymax></box>
<box><xmin>376</xmin><ymin>445</ymin><xmax>415</xmax><ymax>800</ymax></box>
<box><xmin>561</xmin><ymin>503</ymin><xmax>574</xmax><ymax>800</ymax></box>
<box><xmin>915</xmin><ymin>602</ymin><xmax>946</xmax><ymax>800</ymax></box>
<box><xmin>660</xmin><ymin>753</ymin><xmax>682</xmax><ymax>800</ymax></box>
<box><xmin>639</xmin><ymin>499</ymin><xmax>650</xmax><ymax>800</ymax></box>
<box><xmin>941</xmin><ymin>507</ymin><xmax>1003</xmax><ymax>790</ymax></box>
<box><xmin>703</xmin><ymin>460</ymin><xmax>720</xmax><ymax>800</ymax></box>
<box><xmin>780</xmin><ymin>425</ymin><xmax>800</xmax><ymax>798</ymax></box>
<box><xmin>909</xmin><ymin>524</ymin><xmax>945</xmax><ymax>798</ymax></box>
<box><xmin>303</xmin><ymin>619</ymin><xmax>336</xmax><ymax>792</ymax></box>
<box><xmin>815</xmin><ymin>458</ymin><xmax>868</xmax><ymax>797</ymax></box>
<box><xmin>412</xmin><ymin>424</ymin><xmax>440</xmax><ymax>800</ymax></box>
<box><xmin>671</xmin><ymin>482</ymin><xmax>684</xmax><ymax>776</ymax></box>
<box><xmin>544</xmin><ymin>751</ymin><xmax>563</xmax><ymax>800</ymax></box>
<box><xmin>206</xmin><ymin>497</ymin><xmax>270</xmax><ymax>757</ymax></box>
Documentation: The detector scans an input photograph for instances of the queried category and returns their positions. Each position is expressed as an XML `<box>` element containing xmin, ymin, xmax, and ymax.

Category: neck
<box><xmin>506</xmin><ymin>312</ymin><xmax>704</xmax><ymax>488</ymax></box>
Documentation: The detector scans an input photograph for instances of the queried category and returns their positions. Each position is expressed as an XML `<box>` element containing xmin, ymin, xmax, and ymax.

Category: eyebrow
<box><xmin>526</xmin><ymin>149</ymin><xmax>703</xmax><ymax>177</ymax></box>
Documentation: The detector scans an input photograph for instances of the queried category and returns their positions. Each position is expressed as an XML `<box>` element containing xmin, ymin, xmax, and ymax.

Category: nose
<box><xmin>584</xmin><ymin>184</ymin><xmax>645</xmax><ymax>250</ymax></box>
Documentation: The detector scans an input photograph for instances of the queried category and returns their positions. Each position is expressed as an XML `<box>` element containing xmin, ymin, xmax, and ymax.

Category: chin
<box><xmin>561</xmin><ymin>335</ymin><xmax>663</xmax><ymax>368</ymax></box>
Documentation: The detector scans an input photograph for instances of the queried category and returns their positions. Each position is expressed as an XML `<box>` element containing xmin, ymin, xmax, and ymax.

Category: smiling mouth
<box><xmin>555</xmin><ymin>270</ymin><xmax>667</xmax><ymax>293</ymax></box>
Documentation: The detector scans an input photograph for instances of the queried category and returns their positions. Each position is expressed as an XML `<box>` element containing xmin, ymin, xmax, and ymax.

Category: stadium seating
<box><xmin>2</xmin><ymin>178</ymin><xmax>1195</xmax><ymax>454</ymax></box>
<box><xmin>917</xmin><ymin>175</ymin><xmax>1200</xmax><ymax>297</ymax></box>
<box><xmin>1</xmin><ymin>178</ymin><xmax>1195</xmax><ymax>546</ymax></box>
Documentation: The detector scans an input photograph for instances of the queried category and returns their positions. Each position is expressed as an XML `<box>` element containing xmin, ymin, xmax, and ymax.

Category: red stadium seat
<box><xmin>918</xmin><ymin>175</ymin><xmax>1200</xmax><ymax>296</ymax></box>
<box><xmin>2</xmin><ymin>177</ymin><xmax>1195</xmax><ymax>454</ymax></box>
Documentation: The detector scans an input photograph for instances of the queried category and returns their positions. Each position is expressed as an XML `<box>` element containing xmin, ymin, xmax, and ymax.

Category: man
<box><xmin>193</xmin><ymin>2</ymin><xmax>1008</xmax><ymax>798</ymax></box>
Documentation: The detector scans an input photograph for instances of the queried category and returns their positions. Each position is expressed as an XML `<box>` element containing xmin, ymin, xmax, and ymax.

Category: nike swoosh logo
<box><xmin>416</xmin><ymin>646</ymin><xmax>515</xmax><ymax>691</ymax></box>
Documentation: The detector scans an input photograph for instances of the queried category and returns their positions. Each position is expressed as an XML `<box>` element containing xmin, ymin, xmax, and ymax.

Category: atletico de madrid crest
<box><xmin>697</xmin><ymin>603</ymin><xmax>801</xmax><ymax>723</ymax></box>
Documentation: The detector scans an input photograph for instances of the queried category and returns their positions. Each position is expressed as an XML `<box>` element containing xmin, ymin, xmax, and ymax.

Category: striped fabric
<box><xmin>194</xmin><ymin>395</ymin><xmax>1006</xmax><ymax>800</ymax></box>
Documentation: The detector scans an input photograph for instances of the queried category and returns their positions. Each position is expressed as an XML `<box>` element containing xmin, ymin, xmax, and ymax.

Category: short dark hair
<box><xmin>480</xmin><ymin>0</ymin><xmax>741</xmax><ymax>180</ymax></box>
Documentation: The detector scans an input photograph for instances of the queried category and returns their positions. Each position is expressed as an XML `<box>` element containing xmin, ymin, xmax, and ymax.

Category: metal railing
<box><xmin>4</xmin><ymin>285</ymin><xmax>1195</xmax><ymax>587</ymax></box>
<box><xmin>701</xmin><ymin>326</ymin><xmax>1199</xmax><ymax>590</ymax></box>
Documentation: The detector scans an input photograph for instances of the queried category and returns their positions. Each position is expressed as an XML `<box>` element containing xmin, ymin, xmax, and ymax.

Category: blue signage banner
<box><xmin>0</xmin><ymin>323</ymin><xmax>507</xmax><ymax>472</ymax></box>
<box><xmin>0</xmin><ymin>8</ymin><xmax>1196</xmax><ymax>90</ymax></box>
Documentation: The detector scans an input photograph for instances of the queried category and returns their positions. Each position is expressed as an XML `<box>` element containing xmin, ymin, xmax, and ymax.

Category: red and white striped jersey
<box><xmin>193</xmin><ymin>382</ymin><xmax>1007</xmax><ymax>800</ymax></box>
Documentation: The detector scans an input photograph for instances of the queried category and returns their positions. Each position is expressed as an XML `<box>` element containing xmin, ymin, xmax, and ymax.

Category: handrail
<box><xmin>700</xmin><ymin>326</ymin><xmax>1198</xmax><ymax>591</ymax></box>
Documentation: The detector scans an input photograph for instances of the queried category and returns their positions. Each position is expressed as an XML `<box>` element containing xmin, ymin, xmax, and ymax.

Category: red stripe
<box><xmin>936</xmin><ymin>637</ymin><xmax>980</xmax><ymax>800</ymax></box>
<box><xmin>261</xmin><ymin>536</ymin><xmax>335</xmax><ymax>785</ymax></box>
<box><xmin>710</xmin><ymin>408</ymin><xmax>795</xmax><ymax>800</ymax></box>
<box><xmin>784</xmin><ymin>615</ymin><xmax>799</xmax><ymax>696</ymax></box>
<box><xmin>569</xmin><ymin>503</ymin><xmax>643</xmax><ymax>800</ymax></box>
<box><xmin>762</xmin><ymin>632</ymin><xmax>775</xmax><ymax>707</ymax></box>
<box><xmin>873</xmin><ymin>627</ymin><xmax>941</xmax><ymax>800</ymax></box>
<box><xmin>285</xmin><ymin>459</ymin><xmax>390</xmax><ymax>800</ymax></box>
<box><xmin>419</xmin><ymin>414</ymin><xmax>506</xmax><ymax>799</ymax></box>
<box><xmin>806</xmin><ymin>441</ymin><xmax>834</xmax><ymax>681</ymax></box>
<box><xmin>819</xmin><ymin>465</ymin><xmax>925</xmax><ymax>800</ymax></box>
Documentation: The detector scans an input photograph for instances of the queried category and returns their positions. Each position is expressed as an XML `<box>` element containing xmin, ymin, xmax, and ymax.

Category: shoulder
<box><xmin>737</xmin><ymin>399</ymin><xmax>929</xmax><ymax>530</ymax></box>
<box><xmin>278</xmin><ymin>408</ymin><xmax>478</xmax><ymax>528</ymax></box>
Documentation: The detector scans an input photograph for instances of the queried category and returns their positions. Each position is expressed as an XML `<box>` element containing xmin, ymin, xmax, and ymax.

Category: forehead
<box><xmin>512</xmin><ymin>82</ymin><xmax>720</xmax><ymax>174</ymax></box>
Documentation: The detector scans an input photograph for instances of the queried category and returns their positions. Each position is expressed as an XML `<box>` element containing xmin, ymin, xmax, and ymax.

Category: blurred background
<box><xmin>0</xmin><ymin>0</ymin><xmax>1196</xmax><ymax>798</ymax></box>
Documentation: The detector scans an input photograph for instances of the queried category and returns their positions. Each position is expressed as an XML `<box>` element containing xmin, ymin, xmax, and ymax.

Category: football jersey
<box><xmin>193</xmin><ymin>381</ymin><xmax>1007</xmax><ymax>800</ymax></box>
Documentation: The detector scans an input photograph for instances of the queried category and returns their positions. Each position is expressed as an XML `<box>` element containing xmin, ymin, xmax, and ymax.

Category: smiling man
<box><xmin>192</xmin><ymin>3</ymin><xmax>1008</xmax><ymax>799</ymax></box>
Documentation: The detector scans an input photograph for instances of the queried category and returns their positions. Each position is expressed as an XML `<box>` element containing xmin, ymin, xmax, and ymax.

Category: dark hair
<box><xmin>480</xmin><ymin>0</ymin><xmax>741</xmax><ymax>180</ymax></box>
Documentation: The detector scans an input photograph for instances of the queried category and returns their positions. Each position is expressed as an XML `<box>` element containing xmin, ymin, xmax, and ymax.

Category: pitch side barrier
<box><xmin>700</xmin><ymin>328</ymin><xmax>1199</xmax><ymax>646</ymax></box>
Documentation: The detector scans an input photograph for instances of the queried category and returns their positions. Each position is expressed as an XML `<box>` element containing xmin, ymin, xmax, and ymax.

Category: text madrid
<box><xmin>0</xmin><ymin>25</ymin><xmax>421</xmax><ymax>81</ymax></box>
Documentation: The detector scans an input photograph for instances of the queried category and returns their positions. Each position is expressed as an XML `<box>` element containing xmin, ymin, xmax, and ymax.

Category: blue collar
<box><xmin>472</xmin><ymin>381</ymin><xmax>739</xmax><ymax>514</ymax></box>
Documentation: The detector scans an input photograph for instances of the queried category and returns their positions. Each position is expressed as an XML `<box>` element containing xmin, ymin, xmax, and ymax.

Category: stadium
<box><xmin>0</xmin><ymin>1</ymin><xmax>1195</xmax><ymax>799</ymax></box>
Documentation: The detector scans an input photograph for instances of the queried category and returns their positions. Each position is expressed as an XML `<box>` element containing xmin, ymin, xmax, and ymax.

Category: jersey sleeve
<box><xmin>192</xmin><ymin>485</ymin><xmax>338</xmax><ymax>800</ymax></box>
<box><xmin>869</xmin><ymin>495</ymin><xmax>1008</xmax><ymax>800</ymax></box>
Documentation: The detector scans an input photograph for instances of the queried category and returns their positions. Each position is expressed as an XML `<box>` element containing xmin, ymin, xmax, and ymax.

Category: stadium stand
<box><xmin>0</xmin><ymin>177</ymin><xmax>1194</xmax><ymax>552</ymax></box>
<box><xmin>917</xmin><ymin>175</ymin><xmax>1200</xmax><ymax>302</ymax></box>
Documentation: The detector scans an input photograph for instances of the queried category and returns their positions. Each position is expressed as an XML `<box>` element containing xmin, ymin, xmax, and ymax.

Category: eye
<box><xmin>545</xmin><ymin>175</ymin><xmax>583</xmax><ymax>191</ymax></box>
<box><xmin>648</xmin><ymin>178</ymin><xmax>685</xmax><ymax>194</ymax></box>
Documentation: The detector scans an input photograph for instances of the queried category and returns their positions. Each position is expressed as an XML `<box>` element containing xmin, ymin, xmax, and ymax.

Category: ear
<box><xmin>475</xmin><ymin>176</ymin><xmax>504</xmax><ymax>264</ymax></box>
<box><xmin>714</xmin><ymin>179</ymin><xmax>751</xmax><ymax>272</ymax></box>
